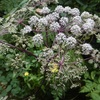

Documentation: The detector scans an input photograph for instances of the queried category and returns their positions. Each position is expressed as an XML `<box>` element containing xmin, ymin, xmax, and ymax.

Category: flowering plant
<box><xmin>0</xmin><ymin>1</ymin><xmax>100</xmax><ymax>99</ymax></box>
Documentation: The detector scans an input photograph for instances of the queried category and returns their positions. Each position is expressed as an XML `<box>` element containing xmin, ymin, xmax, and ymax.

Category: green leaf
<box><xmin>76</xmin><ymin>0</ymin><xmax>85</xmax><ymax>6</ymax></box>
<box><xmin>91</xmin><ymin>71</ymin><xmax>96</xmax><ymax>80</ymax></box>
<box><xmin>96</xmin><ymin>84</ymin><xmax>100</xmax><ymax>90</ymax></box>
<box><xmin>27</xmin><ymin>83</ymin><xmax>31</xmax><ymax>89</ymax></box>
<box><xmin>98</xmin><ymin>77</ymin><xmax>100</xmax><ymax>83</ymax></box>
<box><xmin>6</xmin><ymin>85</ymin><xmax>12</xmax><ymax>92</ymax></box>
<box><xmin>84</xmin><ymin>72</ymin><xmax>89</xmax><ymax>79</ymax></box>
<box><xmin>80</xmin><ymin>86</ymin><xmax>90</xmax><ymax>93</ymax></box>
<box><xmin>91</xmin><ymin>92</ymin><xmax>100</xmax><ymax>100</ymax></box>
<box><xmin>0</xmin><ymin>90</ymin><xmax>7</xmax><ymax>97</ymax></box>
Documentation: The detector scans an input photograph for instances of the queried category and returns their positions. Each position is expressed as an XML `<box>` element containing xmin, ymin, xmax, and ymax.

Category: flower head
<box><xmin>59</xmin><ymin>17</ymin><xmax>68</xmax><ymax>26</ymax></box>
<box><xmin>86</xmin><ymin>18</ymin><xmax>95</xmax><ymax>27</ymax></box>
<box><xmin>72</xmin><ymin>16</ymin><xmax>82</xmax><ymax>25</ymax></box>
<box><xmin>24</xmin><ymin>72</ymin><xmax>29</xmax><ymax>76</ymax></box>
<box><xmin>39</xmin><ymin>17</ymin><xmax>48</xmax><ymax>26</ymax></box>
<box><xmin>50</xmin><ymin>22</ymin><xmax>60</xmax><ymax>32</ymax></box>
<box><xmin>28</xmin><ymin>16</ymin><xmax>39</xmax><ymax>26</ymax></box>
<box><xmin>64</xmin><ymin>6</ymin><xmax>71</xmax><ymax>13</ymax></box>
<box><xmin>50</xmin><ymin>63</ymin><xmax>59</xmax><ymax>73</ymax></box>
<box><xmin>21</xmin><ymin>25</ymin><xmax>32</xmax><ymax>34</ymax></box>
<box><xmin>55</xmin><ymin>32</ymin><xmax>66</xmax><ymax>45</ymax></box>
<box><xmin>55</xmin><ymin>5</ymin><xmax>64</xmax><ymax>13</ymax></box>
<box><xmin>46</xmin><ymin>12</ymin><xmax>59</xmax><ymax>23</ymax></box>
<box><xmin>41</xmin><ymin>7</ymin><xmax>50</xmax><ymax>14</ymax></box>
<box><xmin>81</xmin><ymin>11</ymin><xmax>92</xmax><ymax>18</ymax></box>
<box><xmin>32</xmin><ymin>34</ymin><xmax>43</xmax><ymax>47</ymax></box>
<box><xmin>82</xmin><ymin>23</ymin><xmax>93</xmax><ymax>33</ymax></box>
<box><xmin>70</xmin><ymin>8</ymin><xmax>80</xmax><ymax>16</ymax></box>
<box><xmin>66</xmin><ymin>36</ymin><xmax>77</xmax><ymax>48</ymax></box>
<box><xmin>70</xmin><ymin>25</ymin><xmax>81</xmax><ymax>36</ymax></box>
<box><xmin>82</xmin><ymin>43</ymin><xmax>93</xmax><ymax>55</ymax></box>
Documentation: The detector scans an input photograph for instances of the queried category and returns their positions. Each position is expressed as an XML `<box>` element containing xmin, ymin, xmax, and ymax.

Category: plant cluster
<box><xmin>0</xmin><ymin>2</ymin><xmax>100</xmax><ymax>100</ymax></box>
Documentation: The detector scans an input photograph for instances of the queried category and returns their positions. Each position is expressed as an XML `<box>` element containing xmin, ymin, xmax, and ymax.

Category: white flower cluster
<box><xmin>55</xmin><ymin>5</ymin><xmax>64</xmax><ymax>13</ymax></box>
<box><xmin>28</xmin><ymin>16</ymin><xmax>39</xmax><ymax>26</ymax></box>
<box><xmin>70</xmin><ymin>8</ymin><xmax>80</xmax><ymax>16</ymax></box>
<box><xmin>70</xmin><ymin>25</ymin><xmax>81</xmax><ymax>36</ymax></box>
<box><xmin>82</xmin><ymin>43</ymin><xmax>93</xmax><ymax>55</ymax></box>
<box><xmin>26</xmin><ymin>6</ymin><xmax>97</xmax><ymax>36</ymax></box>
<box><xmin>46</xmin><ymin>12</ymin><xmax>59</xmax><ymax>23</ymax></box>
<box><xmin>21</xmin><ymin>25</ymin><xmax>32</xmax><ymax>34</ymax></box>
<box><xmin>86</xmin><ymin>18</ymin><xmax>95</xmax><ymax>27</ymax></box>
<box><xmin>81</xmin><ymin>11</ymin><xmax>92</xmax><ymax>19</ymax></box>
<box><xmin>41</xmin><ymin>7</ymin><xmax>50</xmax><ymax>14</ymax></box>
<box><xmin>41</xmin><ymin>48</ymin><xmax>54</xmax><ymax>60</ymax></box>
<box><xmin>72</xmin><ymin>16</ymin><xmax>82</xmax><ymax>25</ymax></box>
<box><xmin>50</xmin><ymin>22</ymin><xmax>60</xmax><ymax>32</ymax></box>
<box><xmin>82</xmin><ymin>18</ymin><xmax>95</xmax><ymax>33</ymax></box>
<box><xmin>39</xmin><ymin>17</ymin><xmax>48</xmax><ymax>26</ymax></box>
<box><xmin>66</xmin><ymin>36</ymin><xmax>77</xmax><ymax>48</ymax></box>
<box><xmin>16</xmin><ymin>5</ymin><xmax>98</xmax><ymax>48</ymax></box>
<box><xmin>55</xmin><ymin>32</ymin><xmax>66</xmax><ymax>45</ymax></box>
<box><xmin>82</xmin><ymin>23</ymin><xmax>93</xmax><ymax>33</ymax></box>
<box><xmin>32</xmin><ymin>34</ymin><xmax>43</xmax><ymax>47</ymax></box>
<box><xmin>59</xmin><ymin>17</ymin><xmax>68</xmax><ymax>26</ymax></box>
<box><xmin>64</xmin><ymin>6</ymin><xmax>71</xmax><ymax>13</ymax></box>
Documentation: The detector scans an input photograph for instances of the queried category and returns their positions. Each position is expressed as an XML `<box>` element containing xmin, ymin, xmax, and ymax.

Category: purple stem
<box><xmin>0</xmin><ymin>40</ymin><xmax>37</xmax><ymax>58</ymax></box>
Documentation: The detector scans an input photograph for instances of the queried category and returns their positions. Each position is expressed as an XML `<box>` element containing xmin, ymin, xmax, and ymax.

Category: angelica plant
<box><xmin>0</xmin><ymin>2</ymin><xmax>100</xmax><ymax>100</ymax></box>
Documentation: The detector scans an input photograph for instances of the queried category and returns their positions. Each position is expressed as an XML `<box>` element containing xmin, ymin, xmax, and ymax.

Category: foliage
<box><xmin>80</xmin><ymin>71</ymin><xmax>100</xmax><ymax>100</ymax></box>
<box><xmin>0</xmin><ymin>0</ymin><xmax>22</xmax><ymax>15</ymax></box>
<box><xmin>0</xmin><ymin>36</ymin><xmax>43</xmax><ymax>99</ymax></box>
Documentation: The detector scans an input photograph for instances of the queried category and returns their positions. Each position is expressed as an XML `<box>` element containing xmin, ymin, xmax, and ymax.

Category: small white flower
<box><xmin>41</xmin><ymin>7</ymin><xmax>50</xmax><ymax>14</ymax></box>
<box><xmin>82</xmin><ymin>43</ymin><xmax>93</xmax><ymax>55</ymax></box>
<box><xmin>50</xmin><ymin>22</ymin><xmax>60</xmax><ymax>32</ymax></box>
<box><xmin>66</xmin><ymin>36</ymin><xmax>77</xmax><ymax>48</ymax></box>
<box><xmin>21</xmin><ymin>25</ymin><xmax>32</xmax><ymax>34</ymax></box>
<box><xmin>28</xmin><ymin>16</ymin><xmax>39</xmax><ymax>26</ymax></box>
<box><xmin>72</xmin><ymin>16</ymin><xmax>82</xmax><ymax>25</ymax></box>
<box><xmin>55</xmin><ymin>5</ymin><xmax>64</xmax><ymax>13</ymax></box>
<box><xmin>70</xmin><ymin>8</ymin><xmax>80</xmax><ymax>16</ymax></box>
<box><xmin>59</xmin><ymin>17</ymin><xmax>68</xmax><ymax>26</ymax></box>
<box><xmin>82</xmin><ymin>23</ymin><xmax>93</xmax><ymax>33</ymax></box>
<box><xmin>70</xmin><ymin>25</ymin><xmax>81</xmax><ymax>36</ymax></box>
<box><xmin>55</xmin><ymin>32</ymin><xmax>66</xmax><ymax>45</ymax></box>
<box><xmin>32</xmin><ymin>34</ymin><xmax>43</xmax><ymax>47</ymax></box>
<box><xmin>39</xmin><ymin>17</ymin><xmax>48</xmax><ymax>26</ymax></box>
<box><xmin>81</xmin><ymin>11</ymin><xmax>92</xmax><ymax>18</ymax></box>
<box><xmin>86</xmin><ymin>18</ymin><xmax>95</xmax><ymax>27</ymax></box>
<box><xmin>64</xmin><ymin>6</ymin><xmax>71</xmax><ymax>13</ymax></box>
